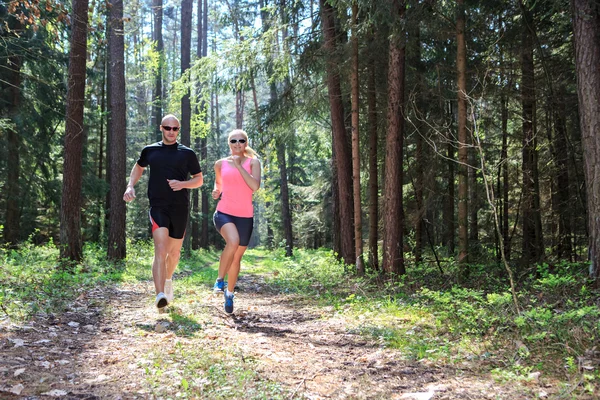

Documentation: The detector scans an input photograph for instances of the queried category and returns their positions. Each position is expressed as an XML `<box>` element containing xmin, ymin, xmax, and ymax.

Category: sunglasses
<box><xmin>162</xmin><ymin>126</ymin><xmax>180</xmax><ymax>132</ymax></box>
<box><xmin>229</xmin><ymin>139</ymin><xmax>247</xmax><ymax>144</ymax></box>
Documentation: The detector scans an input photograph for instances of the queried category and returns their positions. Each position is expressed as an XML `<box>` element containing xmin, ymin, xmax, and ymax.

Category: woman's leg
<box><xmin>218</xmin><ymin>223</ymin><xmax>240</xmax><ymax>280</ymax></box>
<box><xmin>226</xmin><ymin>245</ymin><xmax>248</xmax><ymax>293</ymax></box>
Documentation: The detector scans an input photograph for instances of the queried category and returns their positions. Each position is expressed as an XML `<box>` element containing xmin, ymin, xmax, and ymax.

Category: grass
<box><xmin>1</xmin><ymin>241</ymin><xmax>599</xmax><ymax>398</ymax></box>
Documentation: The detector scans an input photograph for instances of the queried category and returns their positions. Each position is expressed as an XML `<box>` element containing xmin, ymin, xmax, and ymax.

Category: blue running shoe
<box><xmin>224</xmin><ymin>292</ymin><xmax>234</xmax><ymax>314</ymax></box>
<box><xmin>213</xmin><ymin>279</ymin><xmax>225</xmax><ymax>293</ymax></box>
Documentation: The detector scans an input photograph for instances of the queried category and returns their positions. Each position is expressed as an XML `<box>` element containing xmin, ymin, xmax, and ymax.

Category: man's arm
<box><xmin>123</xmin><ymin>163</ymin><xmax>145</xmax><ymax>202</ymax></box>
<box><xmin>167</xmin><ymin>172</ymin><xmax>204</xmax><ymax>192</ymax></box>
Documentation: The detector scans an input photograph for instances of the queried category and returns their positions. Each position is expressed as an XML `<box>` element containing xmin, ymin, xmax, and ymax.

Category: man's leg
<box><xmin>152</xmin><ymin>227</ymin><xmax>170</xmax><ymax>295</ymax></box>
<box><xmin>166</xmin><ymin>237</ymin><xmax>184</xmax><ymax>279</ymax></box>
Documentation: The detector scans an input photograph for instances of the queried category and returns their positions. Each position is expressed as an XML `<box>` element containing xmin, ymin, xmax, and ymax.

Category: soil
<box><xmin>0</xmin><ymin>273</ymin><xmax>578</xmax><ymax>399</ymax></box>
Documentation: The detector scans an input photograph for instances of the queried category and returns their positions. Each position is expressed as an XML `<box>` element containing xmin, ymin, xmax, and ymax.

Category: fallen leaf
<box><xmin>9</xmin><ymin>338</ymin><xmax>25</xmax><ymax>347</ymax></box>
<box><xmin>68</xmin><ymin>321</ymin><xmax>80</xmax><ymax>328</ymax></box>
<box><xmin>400</xmin><ymin>391</ymin><xmax>435</xmax><ymax>400</ymax></box>
<box><xmin>14</xmin><ymin>368</ymin><xmax>25</xmax><ymax>377</ymax></box>
<box><xmin>8</xmin><ymin>384</ymin><xmax>24</xmax><ymax>395</ymax></box>
<box><xmin>41</xmin><ymin>389</ymin><xmax>69</xmax><ymax>397</ymax></box>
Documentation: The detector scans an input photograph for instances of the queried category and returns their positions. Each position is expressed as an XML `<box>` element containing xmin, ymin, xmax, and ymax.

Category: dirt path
<box><xmin>1</xmin><ymin>274</ymin><xmax>560</xmax><ymax>399</ymax></box>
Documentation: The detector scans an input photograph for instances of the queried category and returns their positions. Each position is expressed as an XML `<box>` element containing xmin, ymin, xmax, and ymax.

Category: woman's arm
<box><xmin>212</xmin><ymin>159</ymin><xmax>223</xmax><ymax>199</ymax></box>
<box><xmin>234</xmin><ymin>157</ymin><xmax>261</xmax><ymax>192</ymax></box>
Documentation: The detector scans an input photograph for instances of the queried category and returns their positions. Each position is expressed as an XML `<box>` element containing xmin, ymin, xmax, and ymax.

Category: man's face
<box><xmin>160</xmin><ymin>119</ymin><xmax>180</xmax><ymax>144</ymax></box>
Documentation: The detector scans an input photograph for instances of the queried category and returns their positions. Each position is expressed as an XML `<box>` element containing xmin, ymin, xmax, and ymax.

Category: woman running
<box><xmin>212</xmin><ymin>129</ymin><xmax>261</xmax><ymax>314</ymax></box>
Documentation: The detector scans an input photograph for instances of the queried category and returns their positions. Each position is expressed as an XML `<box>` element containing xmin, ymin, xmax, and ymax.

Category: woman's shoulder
<box><xmin>214</xmin><ymin>158</ymin><xmax>227</xmax><ymax>167</ymax></box>
<box><xmin>249</xmin><ymin>157</ymin><xmax>261</xmax><ymax>166</ymax></box>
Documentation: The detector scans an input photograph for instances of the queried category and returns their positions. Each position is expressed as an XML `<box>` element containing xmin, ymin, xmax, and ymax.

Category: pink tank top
<box><xmin>216</xmin><ymin>157</ymin><xmax>254</xmax><ymax>217</ymax></box>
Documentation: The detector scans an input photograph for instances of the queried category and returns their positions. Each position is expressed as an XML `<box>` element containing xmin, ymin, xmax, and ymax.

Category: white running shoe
<box><xmin>155</xmin><ymin>292</ymin><xmax>168</xmax><ymax>309</ymax></box>
<box><xmin>165</xmin><ymin>279</ymin><xmax>174</xmax><ymax>302</ymax></box>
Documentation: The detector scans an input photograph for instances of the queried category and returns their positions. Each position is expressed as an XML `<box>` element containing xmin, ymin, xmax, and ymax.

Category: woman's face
<box><xmin>228</xmin><ymin>133</ymin><xmax>247</xmax><ymax>153</ymax></box>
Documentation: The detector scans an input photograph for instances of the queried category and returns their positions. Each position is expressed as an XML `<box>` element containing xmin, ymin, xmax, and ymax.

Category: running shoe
<box><xmin>213</xmin><ymin>279</ymin><xmax>225</xmax><ymax>293</ymax></box>
<box><xmin>165</xmin><ymin>279</ymin><xmax>174</xmax><ymax>302</ymax></box>
<box><xmin>224</xmin><ymin>292</ymin><xmax>234</xmax><ymax>314</ymax></box>
<box><xmin>155</xmin><ymin>292</ymin><xmax>168</xmax><ymax>309</ymax></box>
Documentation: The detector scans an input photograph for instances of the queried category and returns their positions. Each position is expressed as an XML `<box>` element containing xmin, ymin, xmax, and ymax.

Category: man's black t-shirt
<box><xmin>136</xmin><ymin>141</ymin><xmax>202</xmax><ymax>207</ymax></box>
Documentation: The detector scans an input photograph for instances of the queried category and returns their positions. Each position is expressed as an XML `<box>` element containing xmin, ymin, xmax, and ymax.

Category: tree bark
<box><xmin>382</xmin><ymin>0</ymin><xmax>406</xmax><ymax>276</ymax></box>
<box><xmin>107</xmin><ymin>0</ymin><xmax>127</xmax><ymax>261</ymax></box>
<box><xmin>60</xmin><ymin>0</ymin><xmax>89</xmax><ymax>262</ymax></box>
<box><xmin>320</xmin><ymin>0</ymin><xmax>355</xmax><ymax>266</ymax></box>
<box><xmin>572</xmin><ymin>0</ymin><xmax>600</xmax><ymax>279</ymax></box>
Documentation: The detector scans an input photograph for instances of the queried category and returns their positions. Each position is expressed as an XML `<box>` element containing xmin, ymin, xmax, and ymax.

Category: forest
<box><xmin>1</xmin><ymin>0</ymin><xmax>600</xmax><ymax>398</ymax></box>
<box><xmin>1</xmin><ymin>0</ymin><xmax>599</xmax><ymax>278</ymax></box>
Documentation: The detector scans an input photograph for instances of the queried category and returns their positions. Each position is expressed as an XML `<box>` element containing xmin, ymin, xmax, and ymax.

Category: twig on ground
<box><xmin>288</xmin><ymin>367</ymin><xmax>326</xmax><ymax>399</ymax></box>
<box><xmin>0</xmin><ymin>303</ymin><xmax>10</xmax><ymax>318</ymax></box>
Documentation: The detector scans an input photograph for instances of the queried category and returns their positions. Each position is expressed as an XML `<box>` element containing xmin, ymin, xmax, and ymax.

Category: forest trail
<box><xmin>1</xmin><ymin>271</ymin><xmax>559</xmax><ymax>399</ymax></box>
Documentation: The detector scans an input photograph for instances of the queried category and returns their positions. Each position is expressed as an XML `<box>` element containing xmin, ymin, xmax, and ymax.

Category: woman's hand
<box><xmin>212</xmin><ymin>188</ymin><xmax>221</xmax><ymax>199</ymax></box>
<box><xmin>230</xmin><ymin>155</ymin><xmax>243</xmax><ymax>167</ymax></box>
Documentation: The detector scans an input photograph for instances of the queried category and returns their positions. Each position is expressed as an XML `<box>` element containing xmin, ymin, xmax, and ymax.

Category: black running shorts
<box><xmin>213</xmin><ymin>210</ymin><xmax>254</xmax><ymax>246</ymax></box>
<box><xmin>149</xmin><ymin>206</ymin><xmax>189</xmax><ymax>239</ymax></box>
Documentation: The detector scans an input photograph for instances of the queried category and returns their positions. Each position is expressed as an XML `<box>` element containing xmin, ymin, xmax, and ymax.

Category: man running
<box><xmin>123</xmin><ymin>114</ymin><xmax>203</xmax><ymax>310</ymax></box>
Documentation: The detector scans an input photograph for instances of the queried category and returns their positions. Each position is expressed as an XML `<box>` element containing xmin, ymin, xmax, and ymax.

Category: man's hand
<box><xmin>123</xmin><ymin>186</ymin><xmax>136</xmax><ymax>202</ymax></box>
<box><xmin>167</xmin><ymin>179</ymin><xmax>185</xmax><ymax>191</ymax></box>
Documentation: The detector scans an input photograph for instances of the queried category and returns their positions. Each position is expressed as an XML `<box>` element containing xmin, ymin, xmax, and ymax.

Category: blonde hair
<box><xmin>228</xmin><ymin>129</ymin><xmax>259</xmax><ymax>158</ymax></box>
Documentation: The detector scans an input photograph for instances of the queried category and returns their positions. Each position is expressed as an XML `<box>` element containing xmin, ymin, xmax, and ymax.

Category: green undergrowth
<box><xmin>252</xmin><ymin>247</ymin><xmax>599</xmax><ymax>397</ymax></box>
<box><xmin>1</xmin><ymin>242</ymin><xmax>599</xmax><ymax>397</ymax></box>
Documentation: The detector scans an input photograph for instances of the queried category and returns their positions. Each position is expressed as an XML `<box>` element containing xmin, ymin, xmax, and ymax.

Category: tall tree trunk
<box><xmin>180</xmin><ymin>0</ymin><xmax>192</xmax><ymax>146</ymax></box>
<box><xmin>382</xmin><ymin>0</ymin><xmax>406</xmax><ymax>276</ymax></box>
<box><xmin>367</xmin><ymin>33</ymin><xmax>379</xmax><ymax>271</ymax></box>
<box><xmin>572</xmin><ymin>0</ymin><xmax>600</xmax><ymax>280</ymax></box>
<box><xmin>468</xmin><ymin>146</ymin><xmax>478</xmax><ymax>244</ymax></box>
<box><xmin>409</xmin><ymin>18</ymin><xmax>425</xmax><ymax>264</ymax></box>
<box><xmin>279</xmin><ymin>1</ymin><xmax>295</xmax><ymax>256</ymax></box>
<box><xmin>501</xmin><ymin>90</ymin><xmax>511</xmax><ymax>260</ymax></box>
<box><xmin>181</xmin><ymin>0</ymin><xmax>192</xmax><ymax>251</ymax></box>
<box><xmin>60</xmin><ymin>0</ymin><xmax>89</xmax><ymax>263</ymax></box>
<box><xmin>456</xmin><ymin>0</ymin><xmax>469</xmax><ymax>265</ymax></box>
<box><xmin>4</xmin><ymin>48</ymin><xmax>21</xmax><ymax>246</ymax></box>
<box><xmin>277</xmin><ymin>139</ymin><xmax>294</xmax><ymax>256</ymax></box>
<box><xmin>351</xmin><ymin>2</ymin><xmax>364</xmax><ymax>274</ymax></box>
<box><xmin>321</xmin><ymin>0</ymin><xmax>355</xmax><ymax>266</ymax></box>
<box><xmin>92</xmin><ymin>46</ymin><xmax>107</xmax><ymax>243</ymax></box>
<box><xmin>197</xmin><ymin>0</ymin><xmax>209</xmax><ymax>249</ymax></box>
<box><xmin>107</xmin><ymin>0</ymin><xmax>127</xmax><ymax>261</ymax></box>
<box><xmin>236</xmin><ymin>87</ymin><xmax>244</xmax><ymax>128</ymax></box>
<box><xmin>520</xmin><ymin>4</ymin><xmax>543</xmax><ymax>265</ymax></box>
<box><xmin>551</xmin><ymin>87</ymin><xmax>573</xmax><ymax>260</ymax></box>
<box><xmin>152</xmin><ymin>0</ymin><xmax>163</xmax><ymax>141</ymax></box>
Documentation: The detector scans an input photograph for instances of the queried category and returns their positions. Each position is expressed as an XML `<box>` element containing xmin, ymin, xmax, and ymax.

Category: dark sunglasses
<box><xmin>162</xmin><ymin>126</ymin><xmax>180</xmax><ymax>132</ymax></box>
<box><xmin>229</xmin><ymin>139</ymin><xmax>247</xmax><ymax>144</ymax></box>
